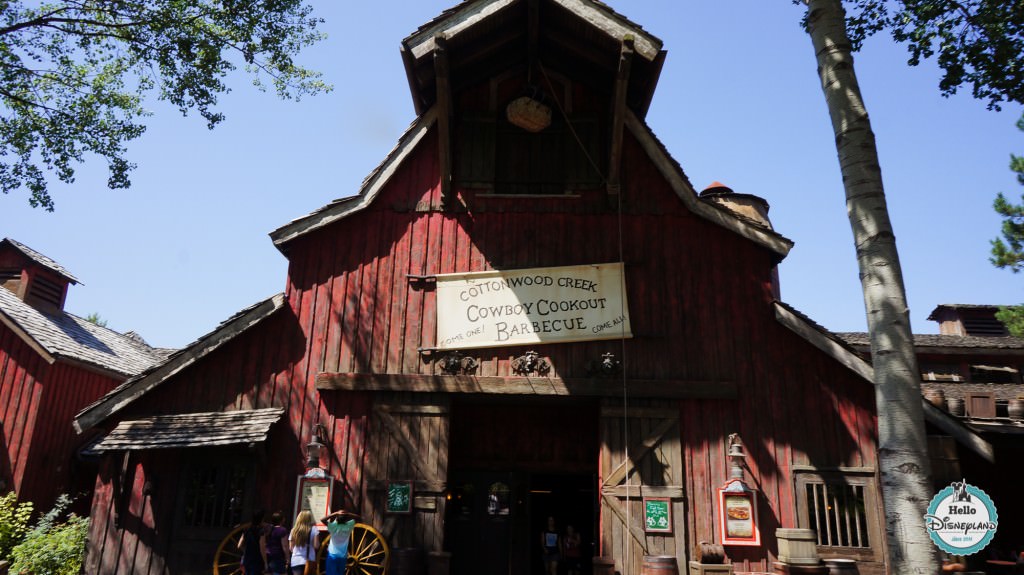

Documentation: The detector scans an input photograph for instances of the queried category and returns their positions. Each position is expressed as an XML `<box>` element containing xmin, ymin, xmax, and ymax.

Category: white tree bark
<box><xmin>804</xmin><ymin>1</ymin><xmax>938</xmax><ymax>573</ymax></box>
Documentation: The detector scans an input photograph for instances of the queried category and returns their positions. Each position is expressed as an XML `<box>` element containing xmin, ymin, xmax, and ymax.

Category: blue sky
<box><xmin>2</xmin><ymin>1</ymin><xmax>1022</xmax><ymax>350</ymax></box>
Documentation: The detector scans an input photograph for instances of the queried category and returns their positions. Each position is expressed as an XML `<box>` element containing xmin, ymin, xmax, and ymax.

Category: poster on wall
<box><xmin>294</xmin><ymin>475</ymin><xmax>333</xmax><ymax>528</ymax></box>
<box><xmin>643</xmin><ymin>497</ymin><xmax>672</xmax><ymax>533</ymax></box>
<box><xmin>434</xmin><ymin>262</ymin><xmax>632</xmax><ymax>350</ymax></box>
<box><xmin>717</xmin><ymin>479</ymin><xmax>761</xmax><ymax>546</ymax></box>
<box><xmin>386</xmin><ymin>481</ymin><xmax>413</xmax><ymax>514</ymax></box>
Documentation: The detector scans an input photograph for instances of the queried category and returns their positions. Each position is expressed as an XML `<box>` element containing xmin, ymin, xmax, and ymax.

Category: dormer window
<box><xmin>26</xmin><ymin>274</ymin><xmax>66</xmax><ymax>311</ymax></box>
<box><xmin>962</xmin><ymin>316</ymin><xmax>1008</xmax><ymax>337</ymax></box>
<box><xmin>0</xmin><ymin>238</ymin><xmax>79</xmax><ymax>313</ymax></box>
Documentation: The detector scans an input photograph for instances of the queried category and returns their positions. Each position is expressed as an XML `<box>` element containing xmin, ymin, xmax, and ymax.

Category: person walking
<box><xmin>265</xmin><ymin>511</ymin><xmax>290</xmax><ymax>575</ymax></box>
<box><xmin>540</xmin><ymin>516</ymin><xmax>560</xmax><ymax>575</ymax></box>
<box><xmin>562</xmin><ymin>524</ymin><xmax>582</xmax><ymax>575</ymax></box>
<box><xmin>238</xmin><ymin>510</ymin><xmax>268</xmax><ymax>575</ymax></box>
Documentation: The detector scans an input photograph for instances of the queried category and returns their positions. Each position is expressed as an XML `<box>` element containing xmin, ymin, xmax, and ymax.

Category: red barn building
<box><xmin>72</xmin><ymin>2</ymin><xmax>990</xmax><ymax>574</ymax></box>
<box><xmin>0</xmin><ymin>238</ymin><xmax>167</xmax><ymax>512</ymax></box>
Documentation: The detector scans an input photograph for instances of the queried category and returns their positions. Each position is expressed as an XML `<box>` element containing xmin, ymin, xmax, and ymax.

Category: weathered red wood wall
<box><xmin>83</xmin><ymin>71</ymin><xmax>879</xmax><ymax>573</ymax></box>
<box><xmin>0</xmin><ymin>324</ymin><xmax>121</xmax><ymax>511</ymax></box>
<box><xmin>84</xmin><ymin>308</ymin><xmax>372</xmax><ymax>574</ymax></box>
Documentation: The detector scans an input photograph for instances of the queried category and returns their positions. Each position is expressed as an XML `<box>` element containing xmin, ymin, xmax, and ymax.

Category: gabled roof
<box><xmin>0</xmin><ymin>285</ymin><xmax>167</xmax><ymax>377</ymax></box>
<box><xmin>773</xmin><ymin>301</ymin><xmax>873</xmax><ymax>382</ymax></box>
<box><xmin>0</xmin><ymin>238</ymin><xmax>81</xmax><ymax>284</ymax></box>
<box><xmin>773</xmin><ymin>301</ymin><xmax>994</xmax><ymax>462</ymax></box>
<box><xmin>926</xmin><ymin>303</ymin><xmax>1006</xmax><ymax>320</ymax></box>
<box><xmin>74</xmin><ymin>293</ymin><xmax>288</xmax><ymax>433</ymax></box>
<box><xmin>271</xmin><ymin>110</ymin><xmax>436</xmax><ymax>249</ymax></box>
<box><xmin>270</xmin><ymin>105</ymin><xmax>794</xmax><ymax>261</ymax></box>
<box><xmin>837</xmin><ymin>332</ymin><xmax>1024</xmax><ymax>354</ymax></box>
<box><xmin>400</xmin><ymin>0</ymin><xmax>666</xmax><ymax>117</ymax></box>
<box><xmin>624</xmin><ymin>111</ymin><xmax>793</xmax><ymax>260</ymax></box>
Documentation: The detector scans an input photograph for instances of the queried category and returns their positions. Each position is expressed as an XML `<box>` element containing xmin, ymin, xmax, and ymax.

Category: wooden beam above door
<box><xmin>316</xmin><ymin>372</ymin><xmax>735</xmax><ymax>399</ymax></box>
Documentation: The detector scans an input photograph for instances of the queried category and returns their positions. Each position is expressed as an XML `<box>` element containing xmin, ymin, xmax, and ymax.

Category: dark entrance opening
<box><xmin>445</xmin><ymin>398</ymin><xmax>598</xmax><ymax>575</ymax></box>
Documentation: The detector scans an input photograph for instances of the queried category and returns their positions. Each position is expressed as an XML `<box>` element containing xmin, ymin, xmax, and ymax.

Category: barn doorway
<box><xmin>444</xmin><ymin>398</ymin><xmax>599</xmax><ymax>575</ymax></box>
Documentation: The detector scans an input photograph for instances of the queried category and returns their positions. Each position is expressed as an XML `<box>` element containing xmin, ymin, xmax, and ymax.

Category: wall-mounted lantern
<box><xmin>727</xmin><ymin>433</ymin><xmax>746</xmax><ymax>481</ymax></box>
<box><xmin>305</xmin><ymin>422</ymin><xmax>327</xmax><ymax>469</ymax></box>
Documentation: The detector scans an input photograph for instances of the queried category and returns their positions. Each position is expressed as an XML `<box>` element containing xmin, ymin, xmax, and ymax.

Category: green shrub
<box><xmin>9</xmin><ymin>494</ymin><xmax>89</xmax><ymax>575</ymax></box>
<box><xmin>0</xmin><ymin>492</ymin><xmax>33</xmax><ymax>560</ymax></box>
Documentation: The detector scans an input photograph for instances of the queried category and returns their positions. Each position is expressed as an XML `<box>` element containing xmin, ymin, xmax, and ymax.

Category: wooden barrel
<box><xmin>1009</xmin><ymin>399</ymin><xmax>1024</xmax><ymax>420</ymax></box>
<box><xmin>925</xmin><ymin>389</ymin><xmax>945</xmax><ymax>409</ymax></box>
<box><xmin>391</xmin><ymin>548</ymin><xmax>425</xmax><ymax>575</ymax></box>
<box><xmin>823</xmin><ymin>559</ymin><xmax>858</xmax><ymax>575</ymax></box>
<box><xmin>642</xmin><ymin>555</ymin><xmax>679</xmax><ymax>575</ymax></box>
<box><xmin>693</xmin><ymin>542</ymin><xmax>725</xmax><ymax>564</ymax></box>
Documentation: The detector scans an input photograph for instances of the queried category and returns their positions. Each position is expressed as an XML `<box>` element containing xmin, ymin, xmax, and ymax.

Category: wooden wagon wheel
<box><xmin>212</xmin><ymin>524</ymin><xmax>246</xmax><ymax>575</ymax></box>
<box><xmin>316</xmin><ymin>522</ymin><xmax>390</xmax><ymax>575</ymax></box>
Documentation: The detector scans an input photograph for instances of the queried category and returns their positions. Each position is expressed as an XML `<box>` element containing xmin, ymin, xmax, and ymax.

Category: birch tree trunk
<box><xmin>804</xmin><ymin>1</ymin><xmax>938</xmax><ymax>573</ymax></box>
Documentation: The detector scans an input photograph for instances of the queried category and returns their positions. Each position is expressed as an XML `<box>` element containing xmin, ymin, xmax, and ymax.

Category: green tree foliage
<box><xmin>84</xmin><ymin>312</ymin><xmax>107</xmax><ymax>327</ymax></box>
<box><xmin>0</xmin><ymin>0</ymin><xmax>330</xmax><ymax>210</ymax></box>
<box><xmin>843</xmin><ymin>0</ymin><xmax>1024</xmax><ymax>110</ymax></box>
<box><xmin>0</xmin><ymin>492</ymin><xmax>33</xmax><ymax>561</ymax></box>
<box><xmin>991</xmin><ymin>114</ymin><xmax>1024</xmax><ymax>336</ymax></box>
<box><xmin>992</xmin><ymin>190</ymin><xmax>1024</xmax><ymax>273</ymax></box>
<box><xmin>9</xmin><ymin>495</ymin><xmax>88</xmax><ymax>575</ymax></box>
<box><xmin>995</xmin><ymin>306</ymin><xmax>1024</xmax><ymax>336</ymax></box>
<box><xmin>992</xmin><ymin>115</ymin><xmax>1024</xmax><ymax>271</ymax></box>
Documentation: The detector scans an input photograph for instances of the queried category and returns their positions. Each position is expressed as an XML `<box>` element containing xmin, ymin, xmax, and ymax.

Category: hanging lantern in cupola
<box><xmin>506</xmin><ymin>87</ymin><xmax>552</xmax><ymax>132</ymax></box>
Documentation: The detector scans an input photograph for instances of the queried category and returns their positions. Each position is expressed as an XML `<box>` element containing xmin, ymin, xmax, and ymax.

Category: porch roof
<box><xmin>89</xmin><ymin>407</ymin><xmax>286</xmax><ymax>452</ymax></box>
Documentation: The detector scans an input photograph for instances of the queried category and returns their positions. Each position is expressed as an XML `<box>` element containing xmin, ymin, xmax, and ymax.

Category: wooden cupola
<box><xmin>0</xmin><ymin>238</ymin><xmax>80</xmax><ymax>315</ymax></box>
<box><xmin>927</xmin><ymin>304</ymin><xmax>1011</xmax><ymax>337</ymax></box>
<box><xmin>400</xmin><ymin>0</ymin><xmax>665</xmax><ymax>117</ymax></box>
<box><xmin>400</xmin><ymin>0</ymin><xmax>666</xmax><ymax>202</ymax></box>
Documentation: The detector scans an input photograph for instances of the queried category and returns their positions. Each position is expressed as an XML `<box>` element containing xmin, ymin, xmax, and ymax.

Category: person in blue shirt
<box><xmin>320</xmin><ymin>509</ymin><xmax>360</xmax><ymax>575</ymax></box>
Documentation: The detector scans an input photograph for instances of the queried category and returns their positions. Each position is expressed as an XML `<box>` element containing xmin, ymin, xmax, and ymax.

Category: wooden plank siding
<box><xmin>0</xmin><ymin>323</ymin><xmax>121</xmax><ymax>511</ymax></box>
<box><xmin>82</xmin><ymin>78</ymin><xmax>879</xmax><ymax>572</ymax></box>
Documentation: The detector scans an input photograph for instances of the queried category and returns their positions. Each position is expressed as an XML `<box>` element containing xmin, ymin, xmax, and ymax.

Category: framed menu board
<box><xmin>643</xmin><ymin>497</ymin><xmax>672</xmax><ymax>533</ymax></box>
<box><xmin>717</xmin><ymin>479</ymin><xmax>760</xmax><ymax>546</ymax></box>
<box><xmin>386</xmin><ymin>481</ymin><xmax>413</xmax><ymax>514</ymax></box>
<box><xmin>294</xmin><ymin>475</ymin><xmax>333</xmax><ymax>528</ymax></box>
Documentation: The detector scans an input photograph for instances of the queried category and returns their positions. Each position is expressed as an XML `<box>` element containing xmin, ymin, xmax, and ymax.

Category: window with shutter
<box><xmin>965</xmin><ymin>392</ymin><xmax>996</xmax><ymax>418</ymax></box>
<box><xmin>795</xmin><ymin>472</ymin><xmax>882</xmax><ymax>562</ymax></box>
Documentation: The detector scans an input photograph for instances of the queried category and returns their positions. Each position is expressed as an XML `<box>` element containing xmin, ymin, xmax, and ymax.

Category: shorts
<box><xmin>543</xmin><ymin>551</ymin><xmax>560</xmax><ymax>565</ymax></box>
<box><xmin>326</xmin><ymin>554</ymin><xmax>346</xmax><ymax>575</ymax></box>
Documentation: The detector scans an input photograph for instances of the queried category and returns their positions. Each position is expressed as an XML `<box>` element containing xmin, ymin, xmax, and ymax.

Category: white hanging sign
<box><xmin>434</xmin><ymin>262</ymin><xmax>631</xmax><ymax>350</ymax></box>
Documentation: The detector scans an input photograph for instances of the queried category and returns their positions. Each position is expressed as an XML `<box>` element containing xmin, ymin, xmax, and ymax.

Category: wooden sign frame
<box><xmin>643</xmin><ymin>497</ymin><xmax>672</xmax><ymax>533</ymax></box>
<box><xmin>294</xmin><ymin>475</ymin><xmax>334</xmax><ymax>528</ymax></box>
<box><xmin>717</xmin><ymin>479</ymin><xmax>760</xmax><ymax>546</ymax></box>
<box><xmin>385</xmin><ymin>481</ymin><xmax>413</xmax><ymax>514</ymax></box>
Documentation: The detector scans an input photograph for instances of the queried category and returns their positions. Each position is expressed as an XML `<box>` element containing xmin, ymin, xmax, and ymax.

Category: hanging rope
<box><xmin>539</xmin><ymin>64</ymin><xmax>608</xmax><ymax>185</ymax></box>
<box><xmin>539</xmin><ymin>61</ymin><xmax>632</xmax><ymax>566</ymax></box>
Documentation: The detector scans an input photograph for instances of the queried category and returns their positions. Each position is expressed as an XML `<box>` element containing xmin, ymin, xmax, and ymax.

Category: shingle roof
<box><xmin>836</xmin><ymin>332</ymin><xmax>1024</xmax><ymax>352</ymax></box>
<box><xmin>926</xmin><ymin>303</ymin><xmax>1008</xmax><ymax>321</ymax></box>
<box><xmin>0</xmin><ymin>286</ymin><xmax>166</xmax><ymax>376</ymax></box>
<box><xmin>1</xmin><ymin>238</ymin><xmax>81</xmax><ymax>284</ymax></box>
<box><xmin>89</xmin><ymin>407</ymin><xmax>286</xmax><ymax>452</ymax></box>
<box><xmin>74</xmin><ymin>293</ymin><xmax>287</xmax><ymax>432</ymax></box>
